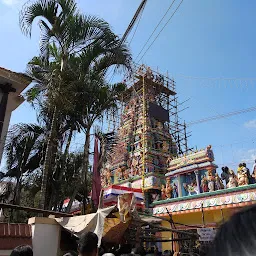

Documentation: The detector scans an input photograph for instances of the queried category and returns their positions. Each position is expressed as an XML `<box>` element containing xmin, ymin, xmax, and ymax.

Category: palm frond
<box><xmin>20</xmin><ymin>0</ymin><xmax>57</xmax><ymax>37</ymax></box>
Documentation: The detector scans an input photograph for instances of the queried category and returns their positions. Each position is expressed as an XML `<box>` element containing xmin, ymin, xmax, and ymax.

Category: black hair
<box><xmin>243</xmin><ymin>162</ymin><xmax>246</xmax><ymax>167</ymax></box>
<box><xmin>10</xmin><ymin>245</ymin><xmax>33</xmax><ymax>256</ymax></box>
<box><xmin>239</xmin><ymin>163</ymin><xmax>243</xmax><ymax>167</ymax></box>
<box><xmin>78</xmin><ymin>232</ymin><xmax>98</xmax><ymax>255</ymax></box>
<box><xmin>207</xmin><ymin>205</ymin><xmax>256</xmax><ymax>256</ymax></box>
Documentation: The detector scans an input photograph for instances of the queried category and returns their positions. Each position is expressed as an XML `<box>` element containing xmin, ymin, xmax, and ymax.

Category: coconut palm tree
<box><xmin>20</xmin><ymin>0</ymin><xmax>132</xmax><ymax>209</ymax></box>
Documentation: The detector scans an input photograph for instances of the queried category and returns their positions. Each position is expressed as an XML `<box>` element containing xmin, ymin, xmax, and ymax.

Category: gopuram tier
<box><xmin>102</xmin><ymin>65</ymin><xmax>189</xmax><ymax>207</ymax></box>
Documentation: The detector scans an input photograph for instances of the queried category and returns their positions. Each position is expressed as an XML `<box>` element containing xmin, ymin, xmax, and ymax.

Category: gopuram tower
<box><xmin>102</xmin><ymin>65</ymin><xmax>189</xmax><ymax>208</ymax></box>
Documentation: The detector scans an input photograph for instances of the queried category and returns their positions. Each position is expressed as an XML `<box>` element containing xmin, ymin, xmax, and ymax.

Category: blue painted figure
<box><xmin>172</xmin><ymin>183</ymin><xmax>178</xmax><ymax>198</ymax></box>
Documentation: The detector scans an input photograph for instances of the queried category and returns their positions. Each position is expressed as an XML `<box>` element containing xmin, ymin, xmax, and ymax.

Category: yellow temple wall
<box><xmin>160</xmin><ymin>221</ymin><xmax>172</xmax><ymax>252</ymax></box>
<box><xmin>160</xmin><ymin>208</ymin><xmax>236</xmax><ymax>252</ymax></box>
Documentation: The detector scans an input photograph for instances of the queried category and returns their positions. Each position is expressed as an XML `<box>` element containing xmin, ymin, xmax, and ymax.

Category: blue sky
<box><xmin>1</xmin><ymin>0</ymin><xmax>256</xmax><ymax>172</ymax></box>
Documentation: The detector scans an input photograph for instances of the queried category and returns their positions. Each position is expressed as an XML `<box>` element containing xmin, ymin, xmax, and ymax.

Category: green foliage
<box><xmin>15</xmin><ymin>0</ymin><xmax>133</xmax><ymax>213</ymax></box>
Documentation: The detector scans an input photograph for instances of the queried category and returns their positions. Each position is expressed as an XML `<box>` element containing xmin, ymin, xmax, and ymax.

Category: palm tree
<box><xmin>4</xmin><ymin>123</ymin><xmax>46</xmax><ymax>206</ymax></box>
<box><xmin>20</xmin><ymin>0</ymin><xmax>132</xmax><ymax>209</ymax></box>
<box><xmin>64</xmin><ymin>73</ymin><xmax>127</xmax><ymax>210</ymax></box>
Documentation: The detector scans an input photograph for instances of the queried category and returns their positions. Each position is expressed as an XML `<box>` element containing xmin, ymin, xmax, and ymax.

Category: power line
<box><xmin>187</xmin><ymin>106</ymin><xmax>256</xmax><ymax>126</ymax></box>
<box><xmin>137</xmin><ymin>0</ymin><xmax>184</xmax><ymax>63</ymax></box>
<box><xmin>135</xmin><ymin>0</ymin><xmax>177</xmax><ymax>61</ymax></box>
<box><xmin>129</xmin><ymin>4</ymin><xmax>145</xmax><ymax>45</ymax></box>
<box><xmin>176</xmin><ymin>74</ymin><xmax>256</xmax><ymax>81</ymax></box>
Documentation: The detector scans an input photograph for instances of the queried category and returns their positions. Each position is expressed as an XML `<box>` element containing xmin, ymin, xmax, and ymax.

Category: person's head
<box><xmin>224</xmin><ymin>166</ymin><xmax>229</xmax><ymax>173</ymax></box>
<box><xmin>207</xmin><ymin>205</ymin><xmax>256</xmax><ymax>256</ymax></box>
<box><xmin>78</xmin><ymin>232</ymin><xmax>98</xmax><ymax>256</ymax></box>
<box><xmin>64</xmin><ymin>253</ymin><xmax>77</xmax><ymax>256</ymax></box>
<box><xmin>243</xmin><ymin>162</ymin><xmax>246</xmax><ymax>167</ymax></box>
<box><xmin>239</xmin><ymin>163</ymin><xmax>243</xmax><ymax>167</ymax></box>
<box><xmin>10</xmin><ymin>245</ymin><xmax>33</xmax><ymax>256</ymax></box>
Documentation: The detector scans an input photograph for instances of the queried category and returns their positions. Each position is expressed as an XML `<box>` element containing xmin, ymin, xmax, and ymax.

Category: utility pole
<box><xmin>121</xmin><ymin>0</ymin><xmax>148</xmax><ymax>44</ymax></box>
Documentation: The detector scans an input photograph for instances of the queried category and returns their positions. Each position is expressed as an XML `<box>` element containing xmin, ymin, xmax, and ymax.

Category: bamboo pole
<box><xmin>142</xmin><ymin>74</ymin><xmax>146</xmax><ymax>193</ymax></box>
<box><xmin>133</xmin><ymin>219</ymin><xmax>199</xmax><ymax>237</ymax></box>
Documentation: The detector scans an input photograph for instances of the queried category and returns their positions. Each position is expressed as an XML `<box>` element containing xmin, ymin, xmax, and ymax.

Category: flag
<box><xmin>92</xmin><ymin>136</ymin><xmax>102</xmax><ymax>208</ymax></box>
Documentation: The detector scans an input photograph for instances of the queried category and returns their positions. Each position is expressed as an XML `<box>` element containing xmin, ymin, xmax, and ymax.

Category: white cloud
<box><xmin>233</xmin><ymin>148</ymin><xmax>256</xmax><ymax>166</ymax></box>
<box><xmin>244</xmin><ymin>119</ymin><xmax>256</xmax><ymax>129</ymax></box>
<box><xmin>1</xmin><ymin>0</ymin><xmax>20</xmax><ymax>6</ymax></box>
<box><xmin>241</xmin><ymin>149</ymin><xmax>256</xmax><ymax>163</ymax></box>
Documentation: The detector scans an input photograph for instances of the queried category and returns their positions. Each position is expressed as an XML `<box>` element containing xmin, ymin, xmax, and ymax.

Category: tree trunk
<box><xmin>39</xmin><ymin>106</ymin><xmax>58</xmax><ymax>210</ymax></box>
<box><xmin>65</xmin><ymin>186</ymin><xmax>77</xmax><ymax>213</ymax></box>
<box><xmin>82</xmin><ymin>127</ymin><xmax>91</xmax><ymax>212</ymax></box>
<box><xmin>60</xmin><ymin>129</ymin><xmax>73</xmax><ymax>181</ymax></box>
<box><xmin>65</xmin><ymin>127</ymin><xmax>91</xmax><ymax>213</ymax></box>
<box><xmin>53</xmin><ymin>129</ymin><xmax>73</xmax><ymax>211</ymax></box>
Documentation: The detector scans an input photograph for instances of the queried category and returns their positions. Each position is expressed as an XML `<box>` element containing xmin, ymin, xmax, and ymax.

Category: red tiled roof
<box><xmin>0</xmin><ymin>223</ymin><xmax>32</xmax><ymax>250</ymax></box>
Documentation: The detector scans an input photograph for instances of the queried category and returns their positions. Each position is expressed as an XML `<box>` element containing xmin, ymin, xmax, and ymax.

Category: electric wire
<box><xmin>137</xmin><ymin>0</ymin><xmax>184</xmax><ymax>63</ymax></box>
<box><xmin>135</xmin><ymin>0</ymin><xmax>177</xmax><ymax>61</ymax></box>
<box><xmin>187</xmin><ymin>106</ymin><xmax>256</xmax><ymax>126</ymax></box>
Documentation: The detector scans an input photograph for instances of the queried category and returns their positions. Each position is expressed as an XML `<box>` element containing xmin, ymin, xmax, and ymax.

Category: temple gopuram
<box><xmin>101</xmin><ymin>65</ymin><xmax>256</xmax><ymax>253</ymax></box>
<box><xmin>102</xmin><ymin>65</ymin><xmax>178</xmax><ymax>208</ymax></box>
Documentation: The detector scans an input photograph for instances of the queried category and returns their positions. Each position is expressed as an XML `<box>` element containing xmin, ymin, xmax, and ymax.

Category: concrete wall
<box><xmin>0</xmin><ymin>223</ymin><xmax>32</xmax><ymax>255</ymax></box>
<box><xmin>29</xmin><ymin>217</ymin><xmax>61</xmax><ymax>256</ymax></box>
<box><xmin>0</xmin><ymin>249</ymin><xmax>12</xmax><ymax>256</ymax></box>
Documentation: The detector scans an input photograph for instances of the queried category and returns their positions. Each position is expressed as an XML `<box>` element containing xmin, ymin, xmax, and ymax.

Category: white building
<box><xmin>0</xmin><ymin>67</ymin><xmax>31</xmax><ymax>164</ymax></box>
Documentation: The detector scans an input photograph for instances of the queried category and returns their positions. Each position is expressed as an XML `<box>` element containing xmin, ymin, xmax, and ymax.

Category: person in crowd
<box><xmin>242</xmin><ymin>162</ymin><xmax>251</xmax><ymax>183</ymax></box>
<box><xmin>131</xmin><ymin>247</ymin><xmax>146</xmax><ymax>256</ymax></box>
<box><xmin>207</xmin><ymin>204</ymin><xmax>256</xmax><ymax>256</ymax></box>
<box><xmin>78</xmin><ymin>232</ymin><xmax>98</xmax><ymax>256</ymax></box>
<box><xmin>251</xmin><ymin>159</ymin><xmax>256</xmax><ymax>184</ymax></box>
<box><xmin>10</xmin><ymin>245</ymin><xmax>33</xmax><ymax>256</ymax></box>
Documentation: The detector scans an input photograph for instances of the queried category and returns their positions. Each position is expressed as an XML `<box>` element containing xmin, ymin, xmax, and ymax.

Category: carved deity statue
<box><xmin>123</xmin><ymin>167</ymin><xmax>129</xmax><ymax>180</ymax></box>
<box><xmin>252</xmin><ymin>164</ymin><xmax>256</xmax><ymax>183</ymax></box>
<box><xmin>162</xmin><ymin>141</ymin><xmax>169</xmax><ymax>153</ymax></box>
<box><xmin>226</xmin><ymin>170</ymin><xmax>238</xmax><ymax>188</ymax></box>
<box><xmin>172</xmin><ymin>183</ymin><xmax>178</xmax><ymax>198</ymax></box>
<box><xmin>206</xmin><ymin>145</ymin><xmax>214</xmax><ymax>160</ymax></box>
<box><xmin>237</xmin><ymin>165</ymin><xmax>249</xmax><ymax>186</ymax></box>
<box><xmin>117</xmin><ymin>167</ymin><xmax>123</xmax><ymax>180</ymax></box>
<box><xmin>201</xmin><ymin>175</ymin><xmax>208</xmax><ymax>192</ymax></box>
<box><xmin>215</xmin><ymin>173</ymin><xmax>224</xmax><ymax>190</ymax></box>
<box><xmin>166</xmin><ymin>157</ymin><xmax>173</xmax><ymax>167</ymax></box>
<box><xmin>207</xmin><ymin>170</ymin><xmax>215</xmax><ymax>192</ymax></box>
<box><xmin>165</xmin><ymin>178</ymin><xmax>173</xmax><ymax>199</ymax></box>
<box><xmin>106</xmin><ymin>169</ymin><xmax>112</xmax><ymax>186</ymax></box>
<box><xmin>227</xmin><ymin>176</ymin><xmax>238</xmax><ymax>188</ymax></box>
<box><xmin>183</xmin><ymin>180</ymin><xmax>198</xmax><ymax>196</ymax></box>
<box><xmin>161</xmin><ymin>184</ymin><xmax>166</xmax><ymax>200</ymax></box>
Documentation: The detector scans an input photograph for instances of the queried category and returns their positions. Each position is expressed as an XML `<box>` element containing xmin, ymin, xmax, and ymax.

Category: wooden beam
<box><xmin>0</xmin><ymin>203</ymin><xmax>73</xmax><ymax>217</ymax></box>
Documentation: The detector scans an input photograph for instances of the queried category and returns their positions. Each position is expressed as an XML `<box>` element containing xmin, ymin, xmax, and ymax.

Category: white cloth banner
<box><xmin>55</xmin><ymin>205</ymin><xmax>116</xmax><ymax>246</ymax></box>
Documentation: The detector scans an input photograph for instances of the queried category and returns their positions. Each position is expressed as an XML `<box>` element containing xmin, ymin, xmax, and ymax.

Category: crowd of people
<box><xmin>8</xmin><ymin>203</ymin><xmax>256</xmax><ymax>256</ymax></box>
<box><xmin>221</xmin><ymin>160</ymin><xmax>256</xmax><ymax>188</ymax></box>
